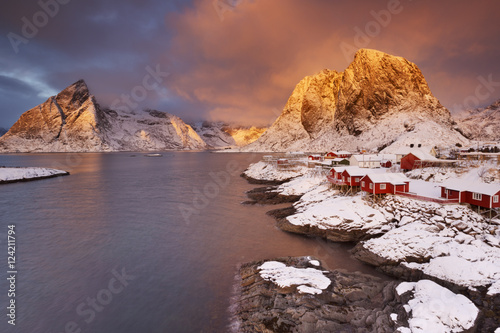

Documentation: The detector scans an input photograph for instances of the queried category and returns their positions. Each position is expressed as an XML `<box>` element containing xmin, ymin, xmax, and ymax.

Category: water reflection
<box><xmin>0</xmin><ymin>152</ymin><xmax>388</xmax><ymax>332</ymax></box>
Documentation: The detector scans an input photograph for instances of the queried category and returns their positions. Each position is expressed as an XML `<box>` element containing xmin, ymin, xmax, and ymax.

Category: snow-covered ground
<box><xmin>258</xmin><ymin>260</ymin><xmax>331</xmax><ymax>295</ymax></box>
<box><xmin>288</xmin><ymin>187</ymin><xmax>393</xmax><ymax>235</ymax></box>
<box><xmin>271</xmin><ymin>168</ymin><xmax>500</xmax><ymax>295</ymax></box>
<box><xmin>406</xmin><ymin>163</ymin><xmax>499</xmax><ymax>184</ymax></box>
<box><xmin>358</xmin><ymin>196</ymin><xmax>500</xmax><ymax>294</ymax></box>
<box><xmin>396</xmin><ymin>280</ymin><xmax>479</xmax><ymax>333</ymax></box>
<box><xmin>273</xmin><ymin>172</ymin><xmax>327</xmax><ymax>196</ymax></box>
<box><xmin>243</xmin><ymin>160</ymin><xmax>308</xmax><ymax>182</ymax></box>
<box><xmin>407</xmin><ymin>179</ymin><xmax>442</xmax><ymax>198</ymax></box>
<box><xmin>0</xmin><ymin>167</ymin><xmax>68</xmax><ymax>183</ymax></box>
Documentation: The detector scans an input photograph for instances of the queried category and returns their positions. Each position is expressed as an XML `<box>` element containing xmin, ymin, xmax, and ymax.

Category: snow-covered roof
<box><xmin>441</xmin><ymin>181</ymin><xmax>500</xmax><ymax>196</ymax></box>
<box><xmin>406</xmin><ymin>149</ymin><xmax>438</xmax><ymax>161</ymax></box>
<box><xmin>362</xmin><ymin>173</ymin><xmax>409</xmax><ymax>185</ymax></box>
<box><xmin>331</xmin><ymin>166</ymin><xmax>349</xmax><ymax>173</ymax></box>
<box><xmin>343</xmin><ymin>167</ymin><xmax>370</xmax><ymax>177</ymax></box>
<box><xmin>351</xmin><ymin>154</ymin><xmax>396</xmax><ymax>162</ymax></box>
<box><xmin>332</xmin><ymin>157</ymin><xmax>348</xmax><ymax>162</ymax></box>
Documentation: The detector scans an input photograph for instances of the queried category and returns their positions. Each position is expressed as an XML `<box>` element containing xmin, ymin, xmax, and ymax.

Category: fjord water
<box><xmin>0</xmin><ymin>152</ymin><xmax>384</xmax><ymax>332</ymax></box>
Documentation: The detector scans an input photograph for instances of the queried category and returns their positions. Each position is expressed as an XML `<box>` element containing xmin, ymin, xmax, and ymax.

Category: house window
<box><xmin>361</xmin><ymin>181</ymin><xmax>365</xmax><ymax>187</ymax></box>
<box><xmin>348</xmin><ymin>177</ymin><xmax>351</xmax><ymax>182</ymax></box>
<box><xmin>380</xmin><ymin>184</ymin><xmax>386</xmax><ymax>190</ymax></box>
<box><xmin>494</xmin><ymin>195</ymin><xmax>499</xmax><ymax>203</ymax></box>
<box><xmin>369</xmin><ymin>183</ymin><xmax>373</xmax><ymax>189</ymax></box>
<box><xmin>472</xmin><ymin>193</ymin><xmax>482</xmax><ymax>201</ymax></box>
<box><xmin>355</xmin><ymin>178</ymin><xmax>359</xmax><ymax>182</ymax></box>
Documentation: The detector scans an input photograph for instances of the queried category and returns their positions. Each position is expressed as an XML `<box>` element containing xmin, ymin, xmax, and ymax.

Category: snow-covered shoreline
<box><xmin>242</xmin><ymin>160</ymin><xmax>500</xmax><ymax>331</ymax></box>
<box><xmin>0</xmin><ymin>167</ymin><xmax>69</xmax><ymax>184</ymax></box>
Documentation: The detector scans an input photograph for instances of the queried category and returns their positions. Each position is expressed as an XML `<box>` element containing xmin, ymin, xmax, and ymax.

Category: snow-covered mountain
<box><xmin>454</xmin><ymin>99</ymin><xmax>500</xmax><ymax>141</ymax></box>
<box><xmin>190</xmin><ymin>121</ymin><xmax>267</xmax><ymax>148</ymax></box>
<box><xmin>0</xmin><ymin>80</ymin><xmax>207</xmax><ymax>152</ymax></box>
<box><xmin>243</xmin><ymin>49</ymin><xmax>468</xmax><ymax>152</ymax></box>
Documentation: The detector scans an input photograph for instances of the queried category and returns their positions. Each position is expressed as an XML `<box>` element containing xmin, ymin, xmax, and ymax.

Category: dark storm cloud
<box><xmin>0</xmin><ymin>0</ymin><xmax>192</xmax><ymax>127</ymax></box>
<box><xmin>1</xmin><ymin>0</ymin><xmax>499</xmax><ymax>128</ymax></box>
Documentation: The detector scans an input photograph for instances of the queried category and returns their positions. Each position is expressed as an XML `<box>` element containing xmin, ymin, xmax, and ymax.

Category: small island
<box><xmin>0</xmin><ymin>167</ymin><xmax>69</xmax><ymax>184</ymax></box>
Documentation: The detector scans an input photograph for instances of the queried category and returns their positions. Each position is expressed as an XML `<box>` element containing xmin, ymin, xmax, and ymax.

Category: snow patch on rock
<box><xmin>258</xmin><ymin>261</ymin><xmax>331</xmax><ymax>295</ymax></box>
<box><xmin>396</xmin><ymin>280</ymin><xmax>478</xmax><ymax>333</ymax></box>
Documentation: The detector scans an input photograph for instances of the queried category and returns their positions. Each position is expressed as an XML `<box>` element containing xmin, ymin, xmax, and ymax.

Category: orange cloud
<box><xmin>161</xmin><ymin>0</ymin><xmax>500</xmax><ymax>125</ymax></box>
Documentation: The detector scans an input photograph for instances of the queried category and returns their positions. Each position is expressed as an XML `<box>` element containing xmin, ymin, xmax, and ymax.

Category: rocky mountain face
<box><xmin>243</xmin><ymin>49</ymin><xmax>468</xmax><ymax>152</ymax></box>
<box><xmin>190</xmin><ymin>121</ymin><xmax>267</xmax><ymax>148</ymax></box>
<box><xmin>0</xmin><ymin>80</ymin><xmax>207</xmax><ymax>152</ymax></box>
<box><xmin>454</xmin><ymin>99</ymin><xmax>500</xmax><ymax>141</ymax></box>
<box><xmin>0</xmin><ymin>128</ymin><xmax>7</xmax><ymax>137</ymax></box>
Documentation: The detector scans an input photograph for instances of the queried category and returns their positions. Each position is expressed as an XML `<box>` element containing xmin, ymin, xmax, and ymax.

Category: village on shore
<box><xmin>237</xmin><ymin>143</ymin><xmax>500</xmax><ymax>332</ymax></box>
<box><xmin>264</xmin><ymin>144</ymin><xmax>500</xmax><ymax>214</ymax></box>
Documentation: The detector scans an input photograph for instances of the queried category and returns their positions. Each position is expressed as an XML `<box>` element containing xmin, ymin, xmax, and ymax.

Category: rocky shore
<box><xmin>231</xmin><ymin>257</ymin><xmax>480</xmax><ymax>333</ymax></box>
<box><xmin>236</xmin><ymin>162</ymin><xmax>500</xmax><ymax>332</ymax></box>
<box><xmin>243</xmin><ymin>186</ymin><xmax>302</xmax><ymax>205</ymax></box>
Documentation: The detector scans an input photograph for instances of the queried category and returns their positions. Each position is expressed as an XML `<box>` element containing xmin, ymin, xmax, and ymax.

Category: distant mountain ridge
<box><xmin>242</xmin><ymin>49</ymin><xmax>468</xmax><ymax>152</ymax></box>
<box><xmin>454</xmin><ymin>99</ymin><xmax>500</xmax><ymax>141</ymax></box>
<box><xmin>190</xmin><ymin>121</ymin><xmax>267</xmax><ymax>148</ymax></box>
<box><xmin>0</xmin><ymin>80</ymin><xmax>207</xmax><ymax>152</ymax></box>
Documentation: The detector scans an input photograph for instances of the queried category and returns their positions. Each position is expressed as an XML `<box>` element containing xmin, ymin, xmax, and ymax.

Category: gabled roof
<box><xmin>361</xmin><ymin>173</ymin><xmax>409</xmax><ymax>185</ymax></box>
<box><xmin>441</xmin><ymin>181</ymin><xmax>500</xmax><ymax>196</ymax></box>
<box><xmin>404</xmin><ymin>149</ymin><xmax>438</xmax><ymax>161</ymax></box>
<box><xmin>343</xmin><ymin>167</ymin><xmax>370</xmax><ymax>177</ymax></box>
<box><xmin>331</xmin><ymin>166</ymin><xmax>349</xmax><ymax>173</ymax></box>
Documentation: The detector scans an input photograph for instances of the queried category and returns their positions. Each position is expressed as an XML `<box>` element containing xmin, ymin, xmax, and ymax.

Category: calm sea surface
<box><xmin>0</xmin><ymin>152</ymin><xmax>386</xmax><ymax>332</ymax></box>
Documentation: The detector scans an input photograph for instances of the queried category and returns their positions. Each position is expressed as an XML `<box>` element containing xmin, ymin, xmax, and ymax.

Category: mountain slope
<box><xmin>455</xmin><ymin>99</ymin><xmax>500</xmax><ymax>141</ymax></box>
<box><xmin>243</xmin><ymin>49</ymin><xmax>468</xmax><ymax>152</ymax></box>
<box><xmin>190</xmin><ymin>121</ymin><xmax>267</xmax><ymax>148</ymax></box>
<box><xmin>0</xmin><ymin>80</ymin><xmax>206</xmax><ymax>152</ymax></box>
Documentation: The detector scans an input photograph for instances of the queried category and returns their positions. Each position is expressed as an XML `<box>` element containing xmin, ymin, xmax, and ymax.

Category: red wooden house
<box><xmin>325</xmin><ymin>151</ymin><xmax>352</xmax><ymax>159</ymax></box>
<box><xmin>401</xmin><ymin>152</ymin><xmax>434</xmax><ymax>170</ymax></box>
<box><xmin>308</xmin><ymin>154</ymin><xmax>323</xmax><ymax>161</ymax></box>
<box><xmin>380</xmin><ymin>160</ymin><xmax>392</xmax><ymax>168</ymax></box>
<box><xmin>342</xmin><ymin>168</ymin><xmax>369</xmax><ymax>187</ymax></box>
<box><xmin>327</xmin><ymin>166</ymin><xmax>349</xmax><ymax>185</ymax></box>
<box><xmin>325</xmin><ymin>152</ymin><xmax>337</xmax><ymax>159</ymax></box>
<box><xmin>440</xmin><ymin>183</ymin><xmax>500</xmax><ymax>209</ymax></box>
<box><xmin>360</xmin><ymin>173</ymin><xmax>410</xmax><ymax>195</ymax></box>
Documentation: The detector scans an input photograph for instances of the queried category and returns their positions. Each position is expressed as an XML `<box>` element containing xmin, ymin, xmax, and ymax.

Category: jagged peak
<box><xmin>56</xmin><ymin>79</ymin><xmax>89</xmax><ymax>98</ymax></box>
<box><xmin>54</xmin><ymin>79</ymin><xmax>91</xmax><ymax>111</ymax></box>
<box><xmin>349</xmin><ymin>49</ymin><xmax>410</xmax><ymax>73</ymax></box>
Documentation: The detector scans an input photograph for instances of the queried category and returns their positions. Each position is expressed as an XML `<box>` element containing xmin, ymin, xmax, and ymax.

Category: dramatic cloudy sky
<box><xmin>1</xmin><ymin>0</ymin><xmax>499</xmax><ymax>129</ymax></box>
